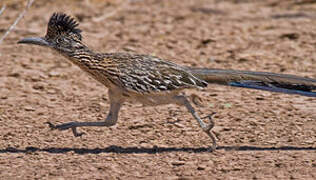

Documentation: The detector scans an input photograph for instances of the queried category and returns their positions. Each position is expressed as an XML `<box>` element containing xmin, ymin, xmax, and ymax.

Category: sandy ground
<box><xmin>0</xmin><ymin>0</ymin><xmax>316</xmax><ymax>179</ymax></box>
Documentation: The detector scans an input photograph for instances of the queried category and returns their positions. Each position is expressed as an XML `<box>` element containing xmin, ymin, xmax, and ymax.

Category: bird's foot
<box><xmin>202</xmin><ymin>112</ymin><xmax>217</xmax><ymax>151</ymax></box>
<box><xmin>202</xmin><ymin>112</ymin><xmax>216</xmax><ymax>131</ymax></box>
<box><xmin>45</xmin><ymin>122</ymin><xmax>85</xmax><ymax>137</ymax></box>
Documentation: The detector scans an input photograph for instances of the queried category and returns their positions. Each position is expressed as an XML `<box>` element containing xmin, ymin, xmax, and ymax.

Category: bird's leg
<box><xmin>47</xmin><ymin>96</ymin><xmax>123</xmax><ymax>137</ymax></box>
<box><xmin>173</xmin><ymin>95</ymin><xmax>217</xmax><ymax>150</ymax></box>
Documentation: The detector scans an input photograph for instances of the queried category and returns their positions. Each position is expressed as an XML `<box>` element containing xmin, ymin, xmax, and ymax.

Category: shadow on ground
<box><xmin>1</xmin><ymin>145</ymin><xmax>315</xmax><ymax>154</ymax></box>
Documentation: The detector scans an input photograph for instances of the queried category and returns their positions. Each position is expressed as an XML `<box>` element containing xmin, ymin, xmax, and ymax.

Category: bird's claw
<box><xmin>202</xmin><ymin>112</ymin><xmax>216</xmax><ymax>131</ymax></box>
<box><xmin>71</xmin><ymin>127</ymin><xmax>85</xmax><ymax>137</ymax></box>
<box><xmin>45</xmin><ymin>122</ymin><xmax>85</xmax><ymax>137</ymax></box>
<box><xmin>202</xmin><ymin>112</ymin><xmax>218</xmax><ymax>151</ymax></box>
<box><xmin>46</xmin><ymin>122</ymin><xmax>57</xmax><ymax>129</ymax></box>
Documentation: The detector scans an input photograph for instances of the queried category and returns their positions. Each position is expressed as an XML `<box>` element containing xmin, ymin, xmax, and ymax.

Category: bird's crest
<box><xmin>46</xmin><ymin>12</ymin><xmax>82</xmax><ymax>40</ymax></box>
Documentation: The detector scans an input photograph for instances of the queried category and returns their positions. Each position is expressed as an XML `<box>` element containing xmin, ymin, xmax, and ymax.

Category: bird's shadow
<box><xmin>0</xmin><ymin>145</ymin><xmax>315</xmax><ymax>154</ymax></box>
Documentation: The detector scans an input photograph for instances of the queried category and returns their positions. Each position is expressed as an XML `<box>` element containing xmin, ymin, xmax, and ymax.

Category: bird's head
<box><xmin>18</xmin><ymin>12</ymin><xmax>84</xmax><ymax>53</ymax></box>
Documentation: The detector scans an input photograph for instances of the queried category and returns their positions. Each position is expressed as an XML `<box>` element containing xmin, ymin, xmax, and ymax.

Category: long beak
<box><xmin>18</xmin><ymin>37</ymin><xmax>50</xmax><ymax>46</ymax></box>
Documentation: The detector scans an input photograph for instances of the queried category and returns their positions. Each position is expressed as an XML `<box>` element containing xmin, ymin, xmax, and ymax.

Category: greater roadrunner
<box><xmin>18</xmin><ymin>13</ymin><xmax>316</xmax><ymax>150</ymax></box>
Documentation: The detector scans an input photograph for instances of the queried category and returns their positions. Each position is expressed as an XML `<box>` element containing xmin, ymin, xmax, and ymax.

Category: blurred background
<box><xmin>0</xmin><ymin>0</ymin><xmax>316</xmax><ymax>179</ymax></box>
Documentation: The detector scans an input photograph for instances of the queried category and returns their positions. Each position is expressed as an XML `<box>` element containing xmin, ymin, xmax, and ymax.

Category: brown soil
<box><xmin>0</xmin><ymin>0</ymin><xmax>316</xmax><ymax>179</ymax></box>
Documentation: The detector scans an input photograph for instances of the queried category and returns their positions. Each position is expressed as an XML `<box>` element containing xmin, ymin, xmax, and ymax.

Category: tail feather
<box><xmin>187</xmin><ymin>67</ymin><xmax>316</xmax><ymax>97</ymax></box>
<box><xmin>229</xmin><ymin>81</ymin><xmax>316</xmax><ymax>97</ymax></box>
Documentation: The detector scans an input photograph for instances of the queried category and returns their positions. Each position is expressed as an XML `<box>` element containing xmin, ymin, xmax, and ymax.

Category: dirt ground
<box><xmin>0</xmin><ymin>0</ymin><xmax>316</xmax><ymax>179</ymax></box>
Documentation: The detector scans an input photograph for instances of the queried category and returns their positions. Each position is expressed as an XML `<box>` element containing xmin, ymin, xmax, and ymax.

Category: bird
<box><xmin>18</xmin><ymin>12</ymin><xmax>316</xmax><ymax>150</ymax></box>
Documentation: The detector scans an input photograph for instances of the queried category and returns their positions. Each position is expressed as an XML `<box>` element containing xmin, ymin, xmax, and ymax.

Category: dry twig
<box><xmin>0</xmin><ymin>0</ymin><xmax>35</xmax><ymax>45</ymax></box>
<box><xmin>0</xmin><ymin>5</ymin><xmax>6</xmax><ymax>16</ymax></box>
<box><xmin>92</xmin><ymin>0</ymin><xmax>132</xmax><ymax>22</ymax></box>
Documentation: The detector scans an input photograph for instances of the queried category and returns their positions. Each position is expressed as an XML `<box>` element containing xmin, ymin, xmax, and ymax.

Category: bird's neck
<box><xmin>60</xmin><ymin>44</ymin><xmax>101</xmax><ymax>68</ymax></box>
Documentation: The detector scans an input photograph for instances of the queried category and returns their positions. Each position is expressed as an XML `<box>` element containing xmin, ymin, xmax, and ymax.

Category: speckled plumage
<box><xmin>72</xmin><ymin>51</ymin><xmax>208</xmax><ymax>94</ymax></box>
<box><xmin>19</xmin><ymin>13</ymin><xmax>316</xmax><ymax>150</ymax></box>
<box><xmin>19</xmin><ymin>13</ymin><xmax>217</xmax><ymax>149</ymax></box>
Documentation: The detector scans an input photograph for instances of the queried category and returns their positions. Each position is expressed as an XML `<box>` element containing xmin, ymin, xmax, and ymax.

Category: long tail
<box><xmin>186</xmin><ymin>67</ymin><xmax>316</xmax><ymax>97</ymax></box>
